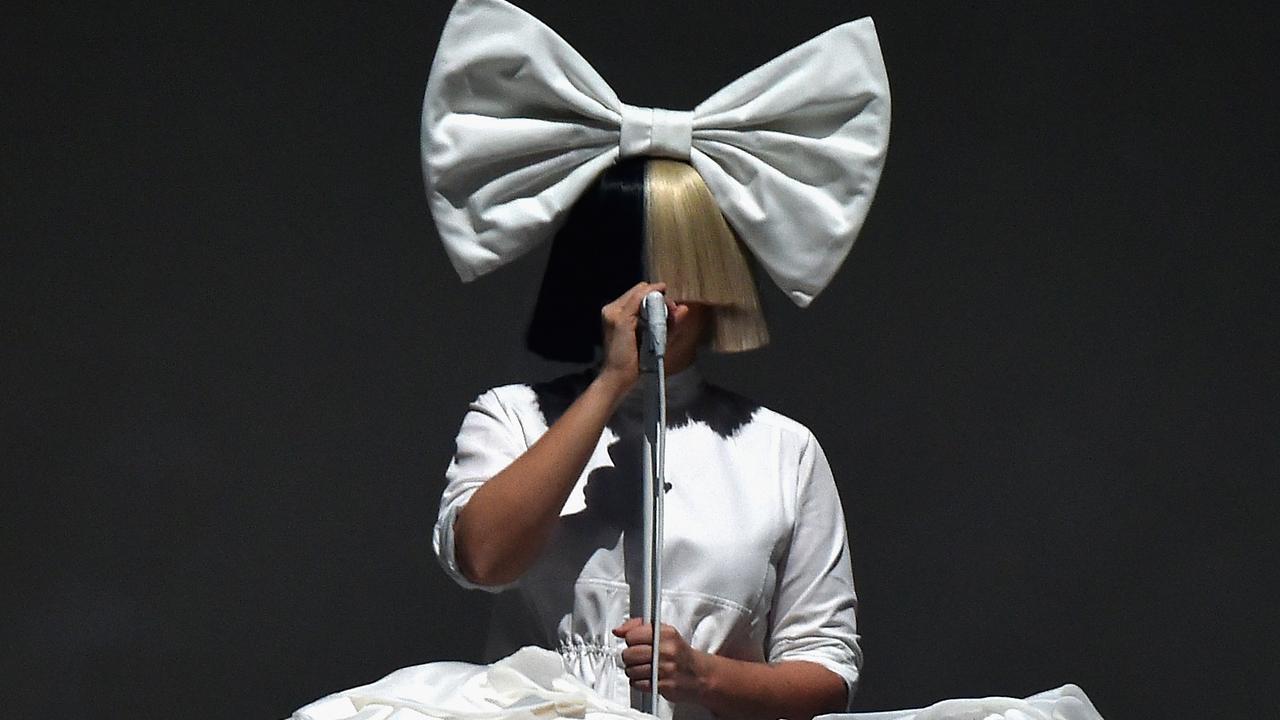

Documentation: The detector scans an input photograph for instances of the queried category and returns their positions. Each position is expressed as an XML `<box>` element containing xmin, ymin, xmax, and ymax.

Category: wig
<box><xmin>526</xmin><ymin>158</ymin><xmax>768</xmax><ymax>362</ymax></box>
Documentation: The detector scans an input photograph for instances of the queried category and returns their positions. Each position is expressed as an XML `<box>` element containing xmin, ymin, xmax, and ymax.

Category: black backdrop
<box><xmin>3</xmin><ymin>1</ymin><xmax>1276</xmax><ymax>718</ymax></box>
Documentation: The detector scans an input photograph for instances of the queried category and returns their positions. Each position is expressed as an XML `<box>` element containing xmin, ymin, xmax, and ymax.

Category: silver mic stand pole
<box><xmin>638</xmin><ymin>291</ymin><xmax>667</xmax><ymax>717</ymax></box>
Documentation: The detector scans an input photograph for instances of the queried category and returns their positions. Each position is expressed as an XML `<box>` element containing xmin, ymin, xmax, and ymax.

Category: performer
<box><xmin>420</xmin><ymin>0</ymin><xmax>891</xmax><ymax>718</ymax></box>
<box><xmin>291</xmin><ymin>1</ymin><xmax>894</xmax><ymax>719</ymax></box>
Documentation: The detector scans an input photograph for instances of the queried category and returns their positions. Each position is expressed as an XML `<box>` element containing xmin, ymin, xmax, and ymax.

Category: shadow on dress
<box><xmin>527</xmin><ymin>370</ymin><xmax>761</xmax><ymax>624</ymax></box>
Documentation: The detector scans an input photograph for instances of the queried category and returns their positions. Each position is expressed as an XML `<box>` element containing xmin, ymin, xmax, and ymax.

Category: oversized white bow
<box><xmin>421</xmin><ymin>0</ymin><xmax>891</xmax><ymax>306</ymax></box>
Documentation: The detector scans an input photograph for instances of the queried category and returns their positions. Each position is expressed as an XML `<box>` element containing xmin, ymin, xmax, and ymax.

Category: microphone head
<box><xmin>643</xmin><ymin>290</ymin><xmax>668</xmax><ymax>357</ymax></box>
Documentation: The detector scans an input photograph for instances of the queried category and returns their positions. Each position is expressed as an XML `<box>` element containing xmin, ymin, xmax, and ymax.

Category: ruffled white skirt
<box><xmin>289</xmin><ymin>647</ymin><xmax>1103</xmax><ymax>720</ymax></box>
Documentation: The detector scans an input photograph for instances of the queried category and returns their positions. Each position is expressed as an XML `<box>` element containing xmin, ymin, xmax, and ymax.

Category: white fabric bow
<box><xmin>421</xmin><ymin>0</ymin><xmax>891</xmax><ymax>306</ymax></box>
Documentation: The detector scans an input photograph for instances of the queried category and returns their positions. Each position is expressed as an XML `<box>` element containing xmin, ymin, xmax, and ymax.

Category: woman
<box><xmin>292</xmin><ymin>2</ymin><xmax>890</xmax><ymax>718</ymax></box>
<box><xmin>432</xmin><ymin>158</ymin><xmax>860</xmax><ymax>720</ymax></box>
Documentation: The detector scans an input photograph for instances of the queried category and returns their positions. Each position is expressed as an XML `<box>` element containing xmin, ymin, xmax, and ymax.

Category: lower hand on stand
<box><xmin>613</xmin><ymin>618</ymin><xmax>711</xmax><ymax>705</ymax></box>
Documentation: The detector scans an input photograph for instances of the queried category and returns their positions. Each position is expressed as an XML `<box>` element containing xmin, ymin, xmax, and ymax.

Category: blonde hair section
<box><xmin>644</xmin><ymin>159</ymin><xmax>769</xmax><ymax>353</ymax></box>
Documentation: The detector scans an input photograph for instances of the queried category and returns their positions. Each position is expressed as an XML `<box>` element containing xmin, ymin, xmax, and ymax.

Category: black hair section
<box><xmin>525</xmin><ymin>158</ymin><xmax>648</xmax><ymax>363</ymax></box>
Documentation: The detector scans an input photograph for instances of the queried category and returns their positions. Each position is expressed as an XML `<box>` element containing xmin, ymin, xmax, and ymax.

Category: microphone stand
<box><xmin>638</xmin><ymin>291</ymin><xmax>667</xmax><ymax>717</ymax></box>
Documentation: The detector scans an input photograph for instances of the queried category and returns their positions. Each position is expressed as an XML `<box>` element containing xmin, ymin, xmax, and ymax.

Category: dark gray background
<box><xmin>3</xmin><ymin>1</ymin><xmax>1276</xmax><ymax>718</ymax></box>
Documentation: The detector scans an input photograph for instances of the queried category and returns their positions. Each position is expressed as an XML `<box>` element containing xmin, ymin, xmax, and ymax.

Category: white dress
<box><xmin>289</xmin><ymin>365</ymin><xmax>1106</xmax><ymax>720</ymax></box>
<box><xmin>432</xmin><ymin>365</ymin><xmax>862</xmax><ymax>720</ymax></box>
<box><xmin>288</xmin><ymin>652</ymin><xmax>1104</xmax><ymax>720</ymax></box>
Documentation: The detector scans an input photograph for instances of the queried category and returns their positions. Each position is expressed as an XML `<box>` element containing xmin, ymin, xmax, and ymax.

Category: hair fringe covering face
<box><xmin>645</xmin><ymin>160</ymin><xmax>768</xmax><ymax>353</ymax></box>
<box><xmin>526</xmin><ymin>159</ymin><xmax>768</xmax><ymax>362</ymax></box>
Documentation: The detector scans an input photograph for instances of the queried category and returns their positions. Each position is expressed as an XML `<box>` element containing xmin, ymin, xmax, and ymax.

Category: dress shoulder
<box><xmin>697</xmin><ymin>382</ymin><xmax>818</xmax><ymax>446</ymax></box>
<box><xmin>743</xmin><ymin>402</ymin><xmax>819</xmax><ymax>442</ymax></box>
<box><xmin>469</xmin><ymin>378</ymin><xmax>560</xmax><ymax>420</ymax></box>
<box><xmin>467</xmin><ymin>370</ymin><xmax>595</xmax><ymax>436</ymax></box>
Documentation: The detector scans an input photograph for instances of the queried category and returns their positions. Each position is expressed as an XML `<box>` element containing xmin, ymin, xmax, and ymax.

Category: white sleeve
<box><xmin>765</xmin><ymin>431</ymin><xmax>862</xmax><ymax>707</ymax></box>
<box><xmin>432</xmin><ymin>389</ymin><xmax>526</xmax><ymax>593</ymax></box>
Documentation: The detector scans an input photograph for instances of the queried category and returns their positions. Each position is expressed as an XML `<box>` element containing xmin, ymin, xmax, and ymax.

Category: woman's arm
<box><xmin>453</xmin><ymin>282</ymin><xmax>668</xmax><ymax>586</ymax></box>
<box><xmin>698</xmin><ymin>654</ymin><xmax>846</xmax><ymax>720</ymax></box>
<box><xmin>614</xmin><ymin>620</ymin><xmax>847</xmax><ymax>720</ymax></box>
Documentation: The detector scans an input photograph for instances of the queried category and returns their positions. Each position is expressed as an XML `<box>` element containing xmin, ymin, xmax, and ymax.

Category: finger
<box><xmin>610</xmin><ymin>281</ymin><xmax>648</xmax><ymax>308</ymax></box>
<box><xmin>600</xmin><ymin>304</ymin><xmax>634</xmax><ymax>333</ymax></box>
<box><xmin>628</xmin><ymin>660</ymin><xmax>676</xmax><ymax>677</ymax></box>
<box><xmin>626</xmin><ymin>661</ymin><xmax>676</xmax><ymax>680</ymax></box>
<box><xmin>612</xmin><ymin>283</ymin><xmax>649</xmax><ymax>317</ymax></box>
<box><xmin>667</xmin><ymin>298</ymin><xmax>689</xmax><ymax>326</ymax></box>
<box><xmin>612</xmin><ymin>617</ymin><xmax>643</xmax><ymax>638</ymax></box>
<box><xmin>624</xmin><ymin>663</ymin><xmax>652</xmax><ymax>681</ymax></box>
<box><xmin>602</xmin><ymin>282</ymin><xmax>648</xmax><ymax>319</ymax></box>
<box><xmin>618</xmin><ymin>281</ymin><xmax>666</xmax><ymax>318</ymax></box>
<box><xmin>620</xmin><ymin>644</ymin><xmax>652</xmax><ymax>667</ymax></box>
<box><xmin>628</xmin><ymin>662</ymin><xmax>677</xmax><ymax>688</ymax></box>
<box><xmin>624</xmin><ymin>622</ymin><xmax>655</xmax><ymax>646</ymax></box>
<box><xmin>665</xmin><ymin>302</ymin><xmax>687</xmax><ymax>334</ymax></box>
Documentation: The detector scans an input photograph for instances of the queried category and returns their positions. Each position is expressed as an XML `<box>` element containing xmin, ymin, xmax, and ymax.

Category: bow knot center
<box><xmin>619</xmin><ymin>104</ymin><xmax>693</xmax><ymax>161</ymax></box>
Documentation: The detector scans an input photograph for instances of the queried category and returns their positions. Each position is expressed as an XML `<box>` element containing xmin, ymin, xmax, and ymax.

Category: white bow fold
<box><xmin>421</xmin><ymin>0</ymin><xmax>891</xmax><ymax>306</ymax></box>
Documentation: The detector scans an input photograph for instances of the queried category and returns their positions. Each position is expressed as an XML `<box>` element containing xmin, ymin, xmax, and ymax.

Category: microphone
<box><xmin>641</xmin><ymin>290</ymin><xmax>668</xmax><ymax>363</ymax></box>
